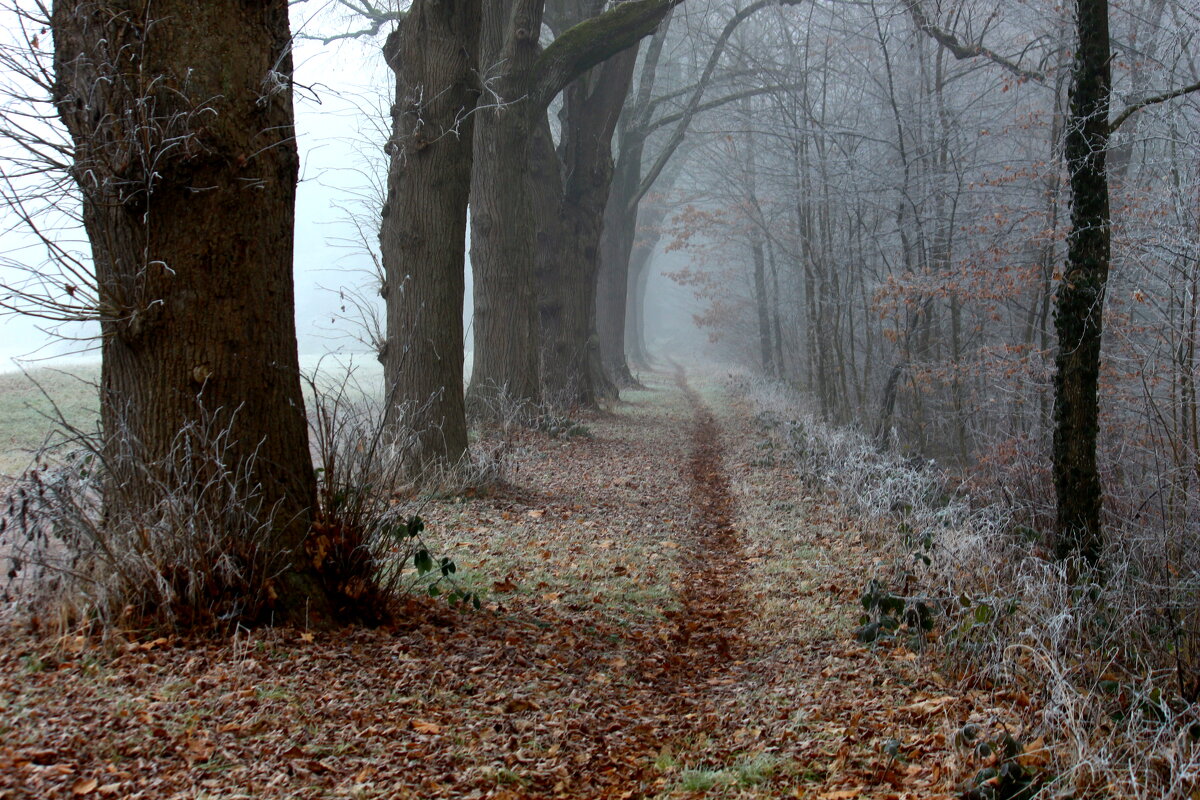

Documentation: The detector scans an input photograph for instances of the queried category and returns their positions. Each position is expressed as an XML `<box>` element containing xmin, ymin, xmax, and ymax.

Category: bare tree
<box><xmin>378</xmin><ymin>0</ymin><xmax>480</xmax><ymax>471</ymax></box>
<box><xmin>41</xmin><ymin>0</ymin><xmax>336</xmax><ymax>620</ymax></box>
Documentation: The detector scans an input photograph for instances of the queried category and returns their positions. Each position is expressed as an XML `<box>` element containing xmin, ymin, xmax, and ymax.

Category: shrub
<box><xmin>0</xmin><ymin>363</ymin><xmax>482</xmax><ymax>633</ymax></box>
<box><xmin>731</xmin><ymin>372</ymin><xmax>1200</xmax><ymax>798</ymax></box>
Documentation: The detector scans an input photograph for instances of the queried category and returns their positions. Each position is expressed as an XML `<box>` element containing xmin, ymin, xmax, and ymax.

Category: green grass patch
<box><xmin>0</xmin><ymin>365</ymin><xmax>100</xmax><ymax>475</ymax></box>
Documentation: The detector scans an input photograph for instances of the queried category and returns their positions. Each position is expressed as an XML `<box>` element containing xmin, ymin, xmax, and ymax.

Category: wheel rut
<box><xmin>566</xmin><ymin>367</ymin><xmax>755</xmax><ymax>799</ymax></box>
<box><xmin>665</xmin><ymin>366</ymin><xmax>751</xmax><ymax>669</ymax></box>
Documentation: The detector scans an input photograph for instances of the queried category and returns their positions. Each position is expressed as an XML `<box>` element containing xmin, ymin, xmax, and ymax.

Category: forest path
<box><xmin>1</xmin><ymin>368</ymin><xmax>971</xmax><ymax>799</ymax></box>
<box><xmin>663</xmin><ymin>365</ymin><xmax>753</xmax><ymax>698</ymax></box>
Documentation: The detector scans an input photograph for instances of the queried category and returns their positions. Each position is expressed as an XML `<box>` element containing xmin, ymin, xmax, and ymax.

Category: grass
<box><xmin>3</xmin><ymin>367</ymin><xmax>1062</xmax><ymax>799</ymax></box>
<box><xmin>0</xmin><ymin>364</ymin><xmax>99</xmax><ymax>476</ymax></box>
<box><xmin>0</xmin><ymin>355</ymin><xmax>386</xmax><ymax>478</ymax></box>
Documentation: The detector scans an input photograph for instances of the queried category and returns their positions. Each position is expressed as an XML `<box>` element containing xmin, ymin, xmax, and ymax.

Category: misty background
<box><xmin>0</xmin><ymin>2</ymin><xmax>703</xmax><ymax>374</ymax></box>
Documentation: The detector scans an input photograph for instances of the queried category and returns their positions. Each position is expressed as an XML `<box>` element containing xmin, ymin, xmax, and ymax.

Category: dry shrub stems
<box><xmin>0</xmin><ymin>362</ymin><xmax>497</xmax><ymax>632</ymax></box>
<box><xmin>0</xmin><ymin>400</ymin><xmax>295</xmax><ymax>630</ymax></box>
<box><xmin>733</xmin><ymin>371</ymin><xmax>1200</xmax><ymax>798</ymax></box>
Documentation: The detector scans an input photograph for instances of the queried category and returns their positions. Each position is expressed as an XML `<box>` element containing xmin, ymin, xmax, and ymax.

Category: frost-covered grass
<box><xmin>731</xmin><ymin>371</ymin><xmax>1200</xmax><ymax>800</ymax></box>
<box><xmin>0</xmin><ymin>355</ymin><xmax>385</xmax><ymax>478</ymax></box>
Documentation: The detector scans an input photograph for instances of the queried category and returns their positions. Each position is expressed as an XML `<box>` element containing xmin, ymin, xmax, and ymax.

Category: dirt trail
<box><xmin>665</xmin><ymin>366</ymin><xmax>751</xmax><ymax>674</ymax></box>
<box><xmin>518</xmin><ymin>366</ymin><xmax>755</xmax><ymax>797</ymax></box>
<box><xmin>1</xmin><ymin>370</ymin><xmax>974</xmax><ymax>800</ymax></box>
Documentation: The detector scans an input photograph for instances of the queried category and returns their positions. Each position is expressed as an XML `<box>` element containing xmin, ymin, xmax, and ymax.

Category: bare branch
<box><xmin>904</xmin><ymin>0</ymin><xmax>1046</xmax><ymax>84</ymax></box>
<box><xmin>643</xmin><ymin>83</ymin><xmax>805</xmax><ymax>136</ymax></box>
<box><xmin>1110</xmin><ymin>78</ymin><xmax>1200</xmax><ymax>133</ymax></box>
<box><xmin>296</xmin><ymin>0</ymin><xmax>403</xmax><ymax>44</ymax></box>
<box><xmin>631</xmin><ymin>0</ymin><xmax>809</xmax><ymax>212</ymax></box>
<box><xmin>532</xmin><ymin>0</ymin><xmax>684</xmax><ymax>109</ymax></box>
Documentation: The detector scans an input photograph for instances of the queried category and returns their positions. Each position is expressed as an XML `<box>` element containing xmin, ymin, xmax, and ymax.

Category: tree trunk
<box><xmin>539</xmin><ymin>48</ymin><xmax>638</xmax><ymax>406</ymax></box>
<box><xmin>597</xmin><ymin>158</ymin><xmax>640</xmax><ymax>385</ymax></box>
<box><xmin>51</xmin><ymin>0</ymin><xmax>332</xmax><ymax>622</ymax></box>
<box><xmin>468</xmin><ymin>0</ymin><xmax>680</xmax><ymax>414</ymax></box>
<box><xmin>627</xmin><ymin>239</ymin><xmax>656</xmax><ymax>369</ymax></box>
<box><xmin>532</xmin><ymin>112</ymin><xmax>579</xmax><ymax>404</ymax></box>
<box><xmin>467</xmin><ymin>0</ymin><xmax>544</xmax><ymax>415</ymax></box>
<box><xmin>752</xmin><ymin>240</ymin><xmax>773</xmax><ymax>376</ymax></box>
<box><xmin>1052</xmin><ymin>0</ymin><xmax>1112</xmax><ymax>564</ymax></box>
<box><xmin>380</xmin><ymin>2</ymin><xmax>479</xmax><ymax>471</ymax></box>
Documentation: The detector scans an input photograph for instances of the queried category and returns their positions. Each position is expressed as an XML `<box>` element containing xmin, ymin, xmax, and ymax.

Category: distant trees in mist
<box><xmin>2</xmin><ymin>0</ymin><xmax>1199</xmax><ymax>625</ymax></box>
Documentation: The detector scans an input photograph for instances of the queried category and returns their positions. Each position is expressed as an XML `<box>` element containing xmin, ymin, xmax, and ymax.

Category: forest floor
<box><xmin>0</xmin><ymin>368</ymin><xmax>1031</xmax><ymax>799</ymax></box>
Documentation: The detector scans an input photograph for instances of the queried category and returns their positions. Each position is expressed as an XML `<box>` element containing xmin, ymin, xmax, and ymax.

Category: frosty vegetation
<box><xmin>735</xmin><ymin>371</ymin><xmax>1200</xmax><ymax>797</ymax></box>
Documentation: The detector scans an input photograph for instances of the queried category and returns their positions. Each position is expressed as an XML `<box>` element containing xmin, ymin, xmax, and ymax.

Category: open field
<box><xmin>0</xmin><ymin>371</ymin><xmax>1013</xmax><ymax>799</ymax></box>
<box><xmin>0</xmin><ymin>366</ymin><xmax>100</xmax><ymax>478</ymax></box>
<box><xmin>0</xmin><ymin>356</ymin><xmax>389</xmax><ymax>479</ymax></box>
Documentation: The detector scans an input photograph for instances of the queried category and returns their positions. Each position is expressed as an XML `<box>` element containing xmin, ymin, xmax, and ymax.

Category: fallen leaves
<box><xmin>900</xmin><ymin>695</ymin><xmax>958</xmax><ymax>717</ymax></box>
<box><xmin>0</xmin><ymin>373</ymin><xmax>1005</xmax><ymax>800</ymax></box>
<box><xmin>70</xmin><ymin>777</ymin><xmax>97</xmax><ymax>795</ymax></box>
<box><xmin>182</xmin><ymin>736</ymin><xmax>215</xmax><ymax>765</ymax></box>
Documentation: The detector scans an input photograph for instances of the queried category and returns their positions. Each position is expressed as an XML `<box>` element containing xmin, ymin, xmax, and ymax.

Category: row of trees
<box><xmin>652</xmin><ymin>0</ymin><xmax>1199</xmax><ymax>563</ymax></box>
<box><xmin>5</xmin><ymin>0</ymin><xmax>1196</xmax><ymax>624</ymax></box>
<box><xmin>1</xmin><ymin>0</ymin><xmax>718</xmax><ymax>621</ymax></box>
<box><xmin>378</xmin><ymin>0</ymin><xmax>686</xmax><ymax>471</ymax></box>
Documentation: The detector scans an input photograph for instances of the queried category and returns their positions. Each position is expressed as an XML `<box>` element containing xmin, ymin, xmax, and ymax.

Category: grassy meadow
<box><xmin>0</xmin><ymin>355</ymin><xmax>393</xmax><ymax>479</ymax></box>
<box><xmin>0</xmin><ymin>365</ymin><xmax>100</xmax><ymax>477</ymax></box>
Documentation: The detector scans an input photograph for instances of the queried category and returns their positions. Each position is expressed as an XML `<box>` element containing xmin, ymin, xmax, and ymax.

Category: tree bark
<box><xmin>538</xmin><ymin>46</ymin><xmax>638</xmax><ymax>406</ymax></box>
<box><xmin>468</xmin><ymin>0</ymin><xmax>681</xmax><ymax>414</ymax></box>
<box><xmin>51</xmin><ymin>0</ymin><xmax>332</xmax><ymax>622</ymax></box>
<box><xmin>752</xmin><ymin>239</ymin><xmax>772</xmax><ymax>375</ymax></box>
<box><xmin>380</xmin><ymin>2</ymin><xmax>479</xmax><ymax>471</ymax></box>
<box><xmin>626</xmin><ymin>235</ymin><xmax>657</xmax><ymax>369</ymax></box>
<box><xmin>1052</xmin><ymin>0</ymin><xmax>1112</xmax><ymax>564</ymax></box>
<box><xmin>597</xmin><ymin>149</ymin><xmax>641</xmax><ymax>385</ymax></box>
<box><xmin>467</xmin><ymin>0</ymin><xmax>545</xmax><ymax>414</ymax></box>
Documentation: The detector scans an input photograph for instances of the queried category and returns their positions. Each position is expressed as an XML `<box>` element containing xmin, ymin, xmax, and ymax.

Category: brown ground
<box><xmin>0</xmin><ymin>369</ymin><xmax>1026</xmax><ymax>799</ymax></box>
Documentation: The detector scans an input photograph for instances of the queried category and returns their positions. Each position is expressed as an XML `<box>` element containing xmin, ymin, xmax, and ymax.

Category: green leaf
<box><xmin>972</xmin><ymin>766</ymin><xmax>998</xmax><ymax>786</ymax></box>
<box><xmin>414</xmin><ymin>549</ymin><xmax>433</xmax><ymax>574</ymax></box>
<box><xmin>428</xmin><ymin>584</ymin><xmax>440</xmax><ymax>597</ymax></box>
<box><xmin>854</xmin><ymin>622</ymin><xmax>880</xmax><ymax>643</ymax></box>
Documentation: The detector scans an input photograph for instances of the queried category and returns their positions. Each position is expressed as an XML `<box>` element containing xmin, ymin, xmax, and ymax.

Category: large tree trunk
<box><xmin>532</xmin><ymin>113</ymin><xmax>576</xmax><ymax>403</ymax></box>
<box><xmin>538</xmin><ymin>47</ymin><xmax>639</xmax><ymax>406</ymax></box>
<box><xmin>467</xmin><ymin>0</ymin><xmax>544</xmax><ymax>414</ymax></box>
<box><xmin>1052</xmin><ymin>0</ymin><xmax>1112</xmax><ymax>564</ymax></box>
<box><xmin>380</xmin><ymin>2</ymin><xmax>479</xmax><ymax>471</ymax></box>
<box><xmin>468</xmin><ymin>0</ymin><xmax>681</xmax><ymax>414</ymax></box>
<box><xmin>51</xmin><ymin>0</ymin><xmax>332</xmax><ymax>621</ymax></box>
<box><xmin>597</xmin><ymin>160</ymin><xmax>640</xmax><ymax>385</ymax></box>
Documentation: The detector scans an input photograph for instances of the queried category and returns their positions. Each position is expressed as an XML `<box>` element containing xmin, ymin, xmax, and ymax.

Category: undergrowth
<box><xmin>732</xmin><ymin>372</ymin><xmax>1200</xmax><ymax>799</ymax></box>
<box><xmin>0</xmin><ymin>364</ymin><xmax>488</xmax><ymax>634</ymax></box>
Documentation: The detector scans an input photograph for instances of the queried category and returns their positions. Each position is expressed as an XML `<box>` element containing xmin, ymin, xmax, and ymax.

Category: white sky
<box><xmin>0</xmin><ymin>3</ymin><xmax>422</xmax><ymax>372</ymax></box>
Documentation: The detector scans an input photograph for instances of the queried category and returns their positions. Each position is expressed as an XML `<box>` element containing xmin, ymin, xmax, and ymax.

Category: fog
<box><xmin>0</xmin><ymin>2</ymin><xmax>712</xmax><ymax>377</ymax></box>
<box><xmin>0</xmin><ymin>5</ymin><xmax>469</xmax><ymax>373</ymax></box>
